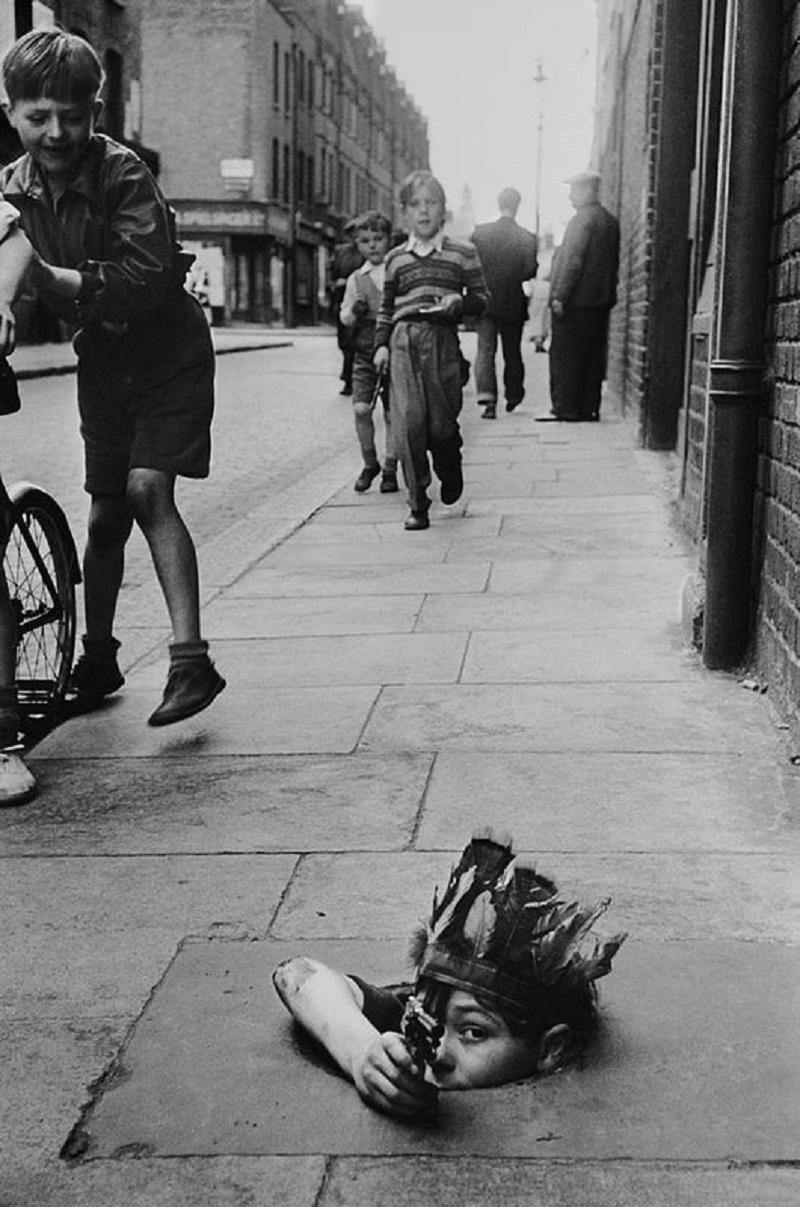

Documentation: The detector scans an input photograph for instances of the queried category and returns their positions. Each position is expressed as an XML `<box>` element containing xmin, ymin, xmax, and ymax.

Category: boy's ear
<box><xmin>92</xmin><ymin>99</ymin><xmax>103</xmax><ymax>124</ymax></box>
<box><xmin>534</xmin><ymin>1023</ymin><xmax>572</xmax><ymax>1073</ymax></box>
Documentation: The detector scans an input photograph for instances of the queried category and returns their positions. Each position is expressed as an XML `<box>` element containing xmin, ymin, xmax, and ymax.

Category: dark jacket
<box><xmin>0</xmin><ymin>134</ymin><xmax>192</xmax><ymax>330</ymax></box>
<box><xmin>549</xmin><ymin>201</ymin><xmax>620</xmax><ymax>310</ymax></box>
<box><xmin>471</xmin><ymin>215</ymin><xmax>538</xmax><ymax>320</ymax></box>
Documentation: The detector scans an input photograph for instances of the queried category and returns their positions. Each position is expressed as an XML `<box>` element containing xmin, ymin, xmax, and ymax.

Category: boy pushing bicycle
<box><xmin>0</xmin><ymin>28</ymin><xmax>225</xmax><ymax>741</ymax></box>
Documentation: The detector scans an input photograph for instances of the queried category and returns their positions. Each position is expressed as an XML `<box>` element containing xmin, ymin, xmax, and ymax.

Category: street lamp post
<box><xmin>533</xmin><ymin>59</ymin><xmax>547</xmax><ymax>243</ymax></box>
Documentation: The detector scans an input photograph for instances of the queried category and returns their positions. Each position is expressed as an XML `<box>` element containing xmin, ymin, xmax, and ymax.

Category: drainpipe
<box><xmin>702</xmin><ymin>0</ymin><xmax>780</xmax><ymax>669</ymax></box>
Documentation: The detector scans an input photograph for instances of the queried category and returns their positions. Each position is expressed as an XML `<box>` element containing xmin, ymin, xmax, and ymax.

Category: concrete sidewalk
<box><xmin>1</xmin><ymin>346</ymin><xmax>799</xmax><ymax>1206</ymax></box>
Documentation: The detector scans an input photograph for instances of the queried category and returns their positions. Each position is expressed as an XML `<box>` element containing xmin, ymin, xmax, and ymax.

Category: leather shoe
<box><xmin>440</xmin><ymin>466</ymin><xmax>464</xmax><ymax>505</ymax></box>
<box><xmin>505</xmin><ymin>398</ymin><xmax>522</xmax><ymax>412</ymax></box>
<box><xmin>354</xmin><ymin>464</ymin><xmax>381</xmax><ymax>492</ymax></box>
<box><xmin>482</xmin><ymin>404</ymin><xmax>496</xmax><ymax>419</ymax></box>
<box><xmin>404</xmin><ymin>510</ymin><xmax>430</xmax><ymax>531</ymax></box>
<box><xmin>379</xmin><ymin>472</ymin><xmax>399</xmax><ymax>493</ymax></box>
<box><xmin>148</xmin><ymin>660</ymin><xmax>226</xmax><ymax>726</ymax></box>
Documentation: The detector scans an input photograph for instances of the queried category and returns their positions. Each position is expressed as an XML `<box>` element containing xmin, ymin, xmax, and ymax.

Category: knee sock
<box><xmin>81</xmin><ymin>635</ymin><xmax>121</xmax><ymax>664</ymax></box>
<box><xmin>169</xmin><ymin>639</ymin><xmax>211</xmax><ymax>669</ymax></box>
<box><xmin>0</xmin><ymin>685</ymin><xmax>20</xmax><ymax>748</ymax></box>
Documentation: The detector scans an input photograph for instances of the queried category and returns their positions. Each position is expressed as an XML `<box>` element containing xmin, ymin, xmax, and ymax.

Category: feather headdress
<box><xmin>407</xmin><ymin>828</ymin><xmax>627</xmax><ymax>1034</ymax></box>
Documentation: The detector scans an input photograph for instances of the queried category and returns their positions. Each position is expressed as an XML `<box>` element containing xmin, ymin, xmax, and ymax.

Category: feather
<box><xmin>462</xmin><ymin>892</ymin><xmax>497</xmax><ymax>958</ymax></box>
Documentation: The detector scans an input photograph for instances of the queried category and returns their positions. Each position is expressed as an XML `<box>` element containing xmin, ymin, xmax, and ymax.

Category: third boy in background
<box><xmin>338</xmin><ymin>211</ymin><xmax>398</xmax><ymax>496</ymax></box>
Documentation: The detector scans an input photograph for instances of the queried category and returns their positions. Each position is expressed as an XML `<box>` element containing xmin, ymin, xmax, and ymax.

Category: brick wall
<box><xmin>594</xmin><ymin>0</ymin><xmax>660</xmax><ymax>426</ymax></box>
<box><xmin>753</xmin><ymin>0</ymin><xmax>800</xmax><ymax>727</ymax></box>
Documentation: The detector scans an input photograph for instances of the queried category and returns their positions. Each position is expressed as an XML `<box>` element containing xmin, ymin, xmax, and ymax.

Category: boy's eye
<box><xmin>459</xmin><ymin>1025</ymin><xmax>490</xmax><ymax>1043</ymax></box>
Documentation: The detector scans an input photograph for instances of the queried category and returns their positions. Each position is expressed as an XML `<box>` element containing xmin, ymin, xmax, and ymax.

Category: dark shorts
<box><xmin>76</xmin><ymin>293</ymin><xmax>215</xmax><ymax>496</ymax></box>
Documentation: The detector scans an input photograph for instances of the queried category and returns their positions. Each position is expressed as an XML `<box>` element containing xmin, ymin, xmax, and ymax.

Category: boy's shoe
<box><xmin>440</xmin><ymin>465</ymin><xmax>464</xmax><ymax>505</ymax></box>
<box><xmin>147</xmin><ymin>660</ymin><xmax>226</xmax><ymax>727</ymax></box>
<box><xmin>404</xmin><ymin>510</ymin><xmax>430</xmax><ymax>531</ymax></box>
<box><xmin>505</xmin><ymin>398</ymin><xmax>523</xmax><ymax>412</ymax></box>
<box><xmin>0</xmin><ymin>751</ymin><xmax>37</xmax><ymax>807</ymax></box>
<box><xmin>354</xmin><ymin>464</ymin><xmax>381</xmax><ymax>493</ymax></box>
<box><xmin>482</xmin><ymin>404</ymin><xmax>497</xmax><ymax>419</ymax></box>
<box><xmin>69</xmin><ymin>652</ymin><xmax>125</xmax><ymax>701</ymax></box>
<box><xmin>340</xmin><ymin>384</ymin><xmax>353</xmax><ymax>396</ymax></box>
<box><xmin>379</xmin><ymin>471</ymin><xmax>399</xmax><ymax>493</ymax></box>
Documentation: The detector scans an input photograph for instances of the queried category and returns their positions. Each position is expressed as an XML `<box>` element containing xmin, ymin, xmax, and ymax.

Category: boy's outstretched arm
<box><xmin>0</xmin><ymin>226</ymin><xmax>35</xmax><ymax>356</ymax></box>
<box><xmin>272</xmin><ymin>956</ymin><xmax>437</xmax><ymax>1122</ymax></box>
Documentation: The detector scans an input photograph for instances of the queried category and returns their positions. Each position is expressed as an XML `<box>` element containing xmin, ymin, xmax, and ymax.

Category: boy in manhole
<box><xmin>273</xmin><ymin>828</ymin><xmax>627</xmax><ymax>1122</ymax></box>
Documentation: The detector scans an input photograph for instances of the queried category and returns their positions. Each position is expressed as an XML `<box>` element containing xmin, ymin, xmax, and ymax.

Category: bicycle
<box><xmin>0</xmin><ymin>473</ymin><xmax>80</xmax><ymax>728</ymax></box>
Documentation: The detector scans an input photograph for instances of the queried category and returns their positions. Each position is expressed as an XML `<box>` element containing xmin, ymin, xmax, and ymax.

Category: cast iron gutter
<box><xmin>702</xmin><ymin>0</ymin><xmax>780</xmax><ymax>669</ymax></box>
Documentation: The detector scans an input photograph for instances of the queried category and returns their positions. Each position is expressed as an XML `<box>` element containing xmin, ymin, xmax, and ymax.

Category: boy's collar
<box><xmin>4</xmin><ymin>134</ymin><xmax>104</xmax><ymax>201</ymax></box>
<box><xmin>406</xmin><ymin>230</ymin><xmax>445</xmax><ymax>256</ymax></box>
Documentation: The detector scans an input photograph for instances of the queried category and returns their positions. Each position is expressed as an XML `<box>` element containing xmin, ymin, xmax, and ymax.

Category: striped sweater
<box><xmin>374</xmin><ymin>236</ymin><xmax>489</xmax><ymax>348</ymax></box>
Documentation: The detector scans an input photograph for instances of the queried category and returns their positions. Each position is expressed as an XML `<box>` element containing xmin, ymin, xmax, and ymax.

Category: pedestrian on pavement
<box><xmin>0</xmin><ymin>29</ymin><xmax>225</xmax><ymax>727</ymax></box>
<box><xmin>471</xmin><ymin>187</ymin><xmax>538</xmax><ymax>419</ymax></box>
<box><xmin>373</xmin><ymin>170</ymin><xmax>488</xmax><ymax>531</ymax></box>
<box><xmin>273</xmin><ymin>829</ymin><xmax>626</xmax><ymax>1122</ymax></box>
<box><xmin>539</xmin><ymin>170</ymin><xmax>620</xmax><ymax>423</ymax></box>
<box><xmin>338</xmin><ymin>210</ymin><xmax>399</xmax><ymax>495</ymax></box>
<box><xmin>330</xmin><ymin>220</ymin><xmax>363</xmax><ymax>396</ymax></box>
<box><xmin>0</xmin><ymin>229</ymin><xmax>38</xmax><ymax>805</ymax></box>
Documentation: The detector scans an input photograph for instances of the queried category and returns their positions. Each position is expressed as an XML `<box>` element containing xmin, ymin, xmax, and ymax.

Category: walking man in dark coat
<box><xmin>541</xmin><ymin>171</ymin><xmax>620</xmax><ymax>422</ymax></box>
<box><xmin>471</xmin><ymin>187</ymin><xmax>538</xmax><ymax>419</ymax></box>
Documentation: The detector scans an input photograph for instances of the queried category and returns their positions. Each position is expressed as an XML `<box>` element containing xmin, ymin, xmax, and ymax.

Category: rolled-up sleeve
<box><xmin>0</xmin><ymin>199</ymin><xmax>21</xmax><ymax>243</ymax></box>
<box><xmin>77</xmin><ymin>160</ymin><xmax>183</xmax><ymax>325</ymax></box>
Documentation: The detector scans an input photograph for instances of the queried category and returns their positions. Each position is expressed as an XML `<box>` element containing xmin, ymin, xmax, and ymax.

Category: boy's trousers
<box><xmin>352</xmin><ymin>353</ymin><xmax>397</xmax><ymax>471</ymax></box>
<box><xmin>389</xmin><ymin>319</ymin><xmax>464</xmax><ymax>512</ymax></box>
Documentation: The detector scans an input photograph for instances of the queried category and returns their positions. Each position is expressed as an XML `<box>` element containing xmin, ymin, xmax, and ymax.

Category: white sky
<box><xmin>357</xmin><ymin>0</ymin><xmax>598</xmax><ymax>239</ymax></box>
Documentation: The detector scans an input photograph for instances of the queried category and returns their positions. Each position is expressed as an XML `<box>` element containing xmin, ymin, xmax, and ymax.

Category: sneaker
<box><xmin>69</xmin><ymin>653</ymin><xmax>125</xmax><ymax>701</ymax></box>
<box><xmin>147</xmin><ymin>659</ymin><xmax>226</xmax><ymax>727</ymax></box>
<box><xmin>0</xmin><ymin>751</ymin><xmax>37</xmax><ymax>807</ymax></box>
<box><xmin>354</xmin><ymin>464</ymin><xmax>381</xmax><ymax>493</ymax></box>
<box><xmin>440</xmin><ymin>465</ymin><xmax>464</xmax><ymax>505</ymax></box>
<box><xmin>404</xmin><ymin>510</ymin><xmax>430</xmax><ymax>531</ymax></box>
<box><xmin>379</xmin><ymin>471</ymin><xmax>399</xmax><ymax>493</ymax></box>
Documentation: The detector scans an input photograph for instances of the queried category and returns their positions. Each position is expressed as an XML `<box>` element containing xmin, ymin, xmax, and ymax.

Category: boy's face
<box><xmin>5</xmin><ymin>96</ymin><xmax>100</xmax><ymax>181</ymax></box>
<box><xmin>426</xmin><ymin>990</ymin><xmax>540</xmax><ymax>1090</ymax></box>
<box><xmin>356</xmin><ymin>229</ymin><xmax>389</xmax><ymax>265</ymax></box>
<box><xmin>404</xmin><ymin>183</ymin><xmax>445</xmax><ymax>241</ymax></box>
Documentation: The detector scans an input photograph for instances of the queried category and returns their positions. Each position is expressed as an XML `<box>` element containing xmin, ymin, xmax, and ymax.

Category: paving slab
<box><xmin>224</xmin><ymin>563</ymin><xmax>489</xmax><ymax>600</ymax></box>
<box><xmin>460</xmin><ymin>626</ymin><xmax>697</xmax><ymax>681</ymax></box>
<box><xmin>201</xmin><ymin>593</ymin><xmax>428</xmax><ymax>637</ymax></box>
<box><xmin>473</xmin><ymin>492</ymin><xmax>666</xmax><ymax>515</ymax></box>
<box><xmin>130</xmin><ymin>632</ymin><xmax>469</xmax><ymax>688</ymax></box>
<box><xmin>418</xmin><ymin>751</ymin><xmax>800</xmax><ymax>852</ymax></box>
<box><xmin>321</xmin><ymin>1158</ymin><xmax>800</xmax><ymax>1207</ymax></box>
<box><xmin>486</xmin><ymin>552</ymin><xmax>691</xmax><ymax>591</ymax></box>
<box><xmin>0</xmin><ymin>854</ymin><xmax>296</xmax><ymax>1016</ymax></box>
<box><xmin>271</xmin><ymin>850</ymin><xmax>800</xmax><ymax>942</ymax></box>
<box><xmin>417</xmin><ymin>589</ymin><xmax>681</xmax><ymax>631</ymax></box>
<box><xmin>3</xmin><ymin>1156</ymin><xmax>325</xmax><ymax>1207</ymax></box>
<box><xmin>67</xmin><ymin>938</ymin><xmax>800</xmax><ymax>1162</ymax></box>
<box><xmin>359</xmin><ymin>681</ymin><xmax>781</xmax><ymax>755</ymax></box>
<box><xmin>32</xmin><ymin>685</ymin><xmax>378</xmax><ymax>757</ymax></box>
<box><xmin>5</xmin><ymin>753</ymin><xmax>432</xmax><ymax>855</ymax></box>
<box><xmin>444</xmin><ymin>527</ymin><xmax>687</xmax><ymax>561</ymax></box>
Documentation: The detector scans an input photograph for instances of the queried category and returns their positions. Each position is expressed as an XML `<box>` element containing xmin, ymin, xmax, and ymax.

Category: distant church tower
<box><xmin>446</xmin><ymin>184</ymin><xmax>476</xmax><ymax>238</ymax></box>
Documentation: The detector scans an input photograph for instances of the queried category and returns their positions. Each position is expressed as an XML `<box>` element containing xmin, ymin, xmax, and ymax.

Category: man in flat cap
<box><xmin>540</xmin><ymin>171</ymin><xmax>620</xmax><ymax>422</ymax></box>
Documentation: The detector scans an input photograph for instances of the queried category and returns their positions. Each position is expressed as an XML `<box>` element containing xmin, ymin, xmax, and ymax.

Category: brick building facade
<box><xmin>592</xmin><ymin>1</ymin><xmax>800</xmax><ymax>738</ymax></box>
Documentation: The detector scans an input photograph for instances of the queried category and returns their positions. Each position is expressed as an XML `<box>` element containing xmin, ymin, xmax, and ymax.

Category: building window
<box><xmin>273</xmin><ymin>42</ymin><xmax>280</xmax><ymax>108</ymax></box>
<box><xmin>284</xmin><ymin>50</ymin><xmax>291</xmax><ymax>113</ymax></box>
<box><xmin>283</xmin><ymin>144</ymin><xmax>290</xmax><ymax>204</ymax></box>
<box><xmin>272</xmin><ymin>138</ymin><xmax>280</xmax><ymax>200</ymax></box>
<box><xmin>102</xmin><ymin>48</ymin><xmax>124</xmax><ymax>140</ymax></box>
<box><xmin>297</xmin><ymin>51</ymin><xmax>304</xmax><ymax>105</ymax></box>
<box><xmin>307</xmin><ymin>154</ymin><xmax>314</xmax><ymax>203</ymax></box>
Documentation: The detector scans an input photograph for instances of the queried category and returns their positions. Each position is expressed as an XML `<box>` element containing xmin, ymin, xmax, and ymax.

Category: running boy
<box><xmin>338</xmin><ymin>211</ymin><xmax>398</xmax><ymax>495</ymax></box>
<box><xmin>0</xmin><ymin>29</ymin><xmax>225</xmax><ymax>727</ymax></box>
<box><xmin>273</xmin><ymin>829</ymin><xmax>626</xmax><ymax>1122</ymax></box>
<box><xmin>374</xmin><ymin>171</ymin><xmax>489</xmax><ymax>531</ymax></box>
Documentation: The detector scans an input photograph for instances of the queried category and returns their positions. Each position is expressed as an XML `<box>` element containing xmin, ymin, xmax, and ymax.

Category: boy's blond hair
<box><xmin>2</xmin><ymin>29</ymin><xmax>104</xmax><ymax>105</ymax></box>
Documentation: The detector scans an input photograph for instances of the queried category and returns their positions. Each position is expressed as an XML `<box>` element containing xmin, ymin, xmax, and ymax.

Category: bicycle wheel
<box><xmin>4</xmin><ymin>484</ymin><xmax>80</xmax><ymax>722</ymax></box>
